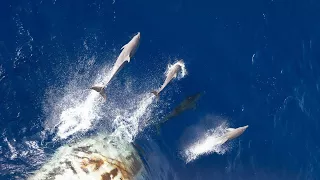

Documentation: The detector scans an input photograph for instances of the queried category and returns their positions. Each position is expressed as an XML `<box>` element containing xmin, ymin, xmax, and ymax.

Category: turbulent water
<box><xmin>43</xmin><ymin>58</ymin><xmax>187</xmax><ymax>143</ymax></box>
<box><xmin>180</xmin><ymin>115</ymin><xmax>232</xmax><ymax>163</ymax></box>
<box><xmin>0</xmin><ymin>7</ymin><xmax>237</xmax><ymax>178</ymax></box>
<box><xmin>0</xmin><ymin>2</ymin><xmax>240</xmax><ymax>179</ymax></box>
<box><xmin>0</xmin><ymin>41</ymin><xmax>189</xmax><ymax>179</ymax></box>
<box><xmin>182</xmin><ymin>122</ymin><xmax>230</xmax><ymax>163</ymax></box>
<box><xmin>2</xmin><ymin>0</ymin><xmax>320</xmax><ymax>179</ymax></box>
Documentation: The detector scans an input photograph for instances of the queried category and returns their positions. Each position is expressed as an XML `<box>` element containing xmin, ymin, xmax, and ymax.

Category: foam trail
<box><xmin>182</xmin><ymin>123</ymin><xmax>230</xmax><ymax>163</ymax></box>
<box><xmin>50</xmin><ymin>65</ymin><xmax>114</xmax><ymax>140</ymax></box>
<box><xmin>46</xmin><ymin>56</ymin><xmax>187</xmax><ymax>142</ymax></box>
<box><xmin>48</xmin><ymin>64</ymin><xmax>156</xmax><ymax>142</ymax></box>
<box><xmin>109</xmin><ymin>60</ymin><xmax>187</xmax><ymax>142</ymax></box>
<box><xmin>55</xmin><ymin>93</ymin><xmax>101</xmax><ymax>139</ymax></box>
<box><xmin>110</xmin><ymin>94</ymin><xmax>155</xmax><ymax>142</ymax></box>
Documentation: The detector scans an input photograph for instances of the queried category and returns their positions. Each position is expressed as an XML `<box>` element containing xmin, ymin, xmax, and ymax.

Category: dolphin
<box><xmin>151</xmin><ymin>59</ymin><xmax>184</xmax><ymax>98</ymax></box>
<box><xmin>217</xmin><ymin>125</ymin><xmax>249</xmax><ymax>145</ymax></box>
<box><xmin>90</xmin><ymin>32</ymin><xmax>141</xmax><ymax>100</ymax></box>
<box><xmin>156</xmin><ymin>92</ymin><xmax>203</xmax><ymax>134</ymax></box>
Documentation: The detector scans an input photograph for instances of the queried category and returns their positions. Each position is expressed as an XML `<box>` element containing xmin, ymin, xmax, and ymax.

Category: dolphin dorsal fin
<box><xmin>121</xmin><ymin>44</ymin><xmax>127</xmax><ymax>50</ymax></box>
<box><xmin>226</xmin><ymin>128</ymin><xmax>235</xmax><ymax>132</ymax></box>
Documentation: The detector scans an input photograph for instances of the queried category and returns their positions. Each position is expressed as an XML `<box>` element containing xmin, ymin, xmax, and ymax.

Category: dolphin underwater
<box><xmin>217</xmin><ymin>125</ymin><xmax>249</xmax><ymax>145</ymax></box>
<box><xmin>156</xmin><ymin>92</ymin><xmax>203</xmax><ymax>134</ymax></box>
<box><xmin>151</xmin><ymin>59</ymin><xmax>184</xmax><ymax>98</ymax></box>
<box><xmin>90</xmin><ymin>32</ymin><xmax>141</xmax><ymax>100</ymax></box>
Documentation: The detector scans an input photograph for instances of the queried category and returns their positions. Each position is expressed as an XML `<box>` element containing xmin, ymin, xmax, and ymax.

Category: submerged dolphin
<box><xmin>151</xmin><ymin>59</ymin><xmax>184</xmax><ymax>98</ymax></box>
<box><xmin>90</xmin><ymin>32</ymin><xmax>141</xmax><ymax>100</ymax></box>
<box><xmin>156</xmin><ymin>92</ymin><xmax>203</xmax><ymax>134</ymax></box>
<box><xmin>218</xmin><ymin>125</ymin><xmax>249</xmax><ymax>145</ymax></box>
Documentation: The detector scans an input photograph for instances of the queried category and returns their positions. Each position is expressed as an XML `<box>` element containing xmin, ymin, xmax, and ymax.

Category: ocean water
<box><xmin>1</xmin><ymin>0</ymin><xmax>320</xmax><ymax>179</ymax></box>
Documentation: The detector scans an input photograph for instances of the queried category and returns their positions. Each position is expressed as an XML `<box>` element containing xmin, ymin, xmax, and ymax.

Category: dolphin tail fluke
<box><xmin>90</xmin><ymin>85</ymin><xmax>107</xmax><ymax>101</ymax></box>
<box><xmin>151</xmin><ymin>90</ymin><xmax>159</xmax><ymax>98</ymax></box>
<box><xmin>90</xmin><ymin>85</ymin><xmax>104</xmax><ymax>92</ymax></box>
<box><xmin>100</xmin><ymin>91</ymin><xmax>107</xmax><ymax>101</ymax></box>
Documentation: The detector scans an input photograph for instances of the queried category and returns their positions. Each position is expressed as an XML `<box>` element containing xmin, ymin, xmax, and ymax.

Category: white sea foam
<box><xmin>45</xmin><ymin>64</ymin><xmax>113</xmax><ymax>140</ymax></box>
<box><xmin>44</xmin><ymin>50</ymin><xmax>187</xmax><ymax>143</ymax></box>
<box><xmin>3</xmin><ymin>137</ymin><xmax>18</xmax><ymax>159</ymax></box>
<box><xmin>182</xmin><ymin>121</ymin><xmax>231</xmax><ymax>163</ymax></box>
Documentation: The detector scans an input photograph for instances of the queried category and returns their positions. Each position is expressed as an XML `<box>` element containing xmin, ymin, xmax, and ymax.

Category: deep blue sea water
<box><xmin>1</xmin><ymin>0</ymin><xmax>320</xmax><ymax>179</ymax></box>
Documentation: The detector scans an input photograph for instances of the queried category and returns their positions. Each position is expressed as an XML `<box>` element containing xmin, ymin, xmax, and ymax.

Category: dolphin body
<box><xmin>217</xmin><ymin>125</ymin><xmax>249</xmax><ymax>145</ymax></box>
<box><xmin>90</xmin><ymin>32</ymin><xmax>141</xmax><ymax>100</ymax></box>
<box><xmin>151</xmin><ymin>60</ymin><xmax>184</xmax><ymax>98</ymax></box>
<box><xmin>156</xmin><ymin>92</ymin><xmax>203</xmax><ymax>134</ymax></box>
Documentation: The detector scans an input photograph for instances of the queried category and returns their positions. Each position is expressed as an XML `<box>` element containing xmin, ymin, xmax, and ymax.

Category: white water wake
<box><xmin>110</xmin><ymin>94</ymin><xmax>155</xmax><ymax>142</ymax></box>
<box><xmin>45</xmin><ymin>65</ymin><xmax>114</xmax><ymax>140</ymax></box>
<box><xmin>44</xmin><ymin>56</ymin><xmax>187</xmax><ymax>143</ymax></box>
<box><xmin>182</xmin><ymin>121</ymin><xmax>231</xmax><ymax>163</ymax></box>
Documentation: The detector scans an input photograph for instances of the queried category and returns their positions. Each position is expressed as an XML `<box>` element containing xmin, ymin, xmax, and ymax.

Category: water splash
<box><xmin>165</xmin><ymin>60</ymin><xmax>187</xmax><ymax>80</ymax></box>
<box><xmin>48</xmin><ymin>77</ymin><xmax>158</xmax><ymax>142</ymax></box>
<box><xmin>44</xmin><ymin>56</ymin><xmax>187</xmax><ymax>143</ymax></box>
<box><xmin>182</xmin><ymin>122</ymin><xmax>231</xmax><ymax>163</ymax></box>
<box><xmin>110</xmin><ymin>93</ymin><xmax>156</xmax><ymax>142</ymax></box>
<box><xmin>45</xmin><ymin>64</ymin><xmax>114</xmax><ymax>140</ymax></box>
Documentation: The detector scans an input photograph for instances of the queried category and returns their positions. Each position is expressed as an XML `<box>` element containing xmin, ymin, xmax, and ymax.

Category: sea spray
<box><xmin>44</xmin><ymin>56</ymin><xmax>187</xmax><ymax>143</ymax></box>
<box><xmin>110</xmin><ymin>93</ymin><xmax>156</xmax><ymax>142</ymax></box>
<box><xmin>165</xmin><ymin>60</ymin><xmax>187</xmax><ymax>80</ymax></box>
<box><xmin>109</xmin><ymin>59</ymin><xmax>188</xmax><ymax>142</ymax></box>
<box><xmin>44</xmin><ymin>64</ymin><xmax>113</xmax><ymax>140</ymax></box>
<box><xmin>182</xmin><ymin>123</ymin><xmax>230</xmax><ymax>163</ymax></box>
<box><xmin>180</xmin><ymin>115</ymin><xmax>232</xmax><ymax>163</ymax></box>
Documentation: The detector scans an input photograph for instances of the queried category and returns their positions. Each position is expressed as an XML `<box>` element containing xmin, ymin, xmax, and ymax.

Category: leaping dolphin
<box><xmin>217</xmin><ymin>125</ymin><xmax>249</xmax><ymax>145</ymax></box>
<box><xmin>90</xmin><ymin>32</ymin><xmax>141</xmax><ymax>100</ymax></box>
<box><xmin>151</xmin><ymin>59</ymin><xmax>184</xmax><ymax>98</ymax></box>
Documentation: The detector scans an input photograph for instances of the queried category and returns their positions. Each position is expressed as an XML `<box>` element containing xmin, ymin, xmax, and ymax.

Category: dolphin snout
<box><xmin>136</xmin><ymin>32</ymin><xmax>141</xmax><ymax>38</ymax></box>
